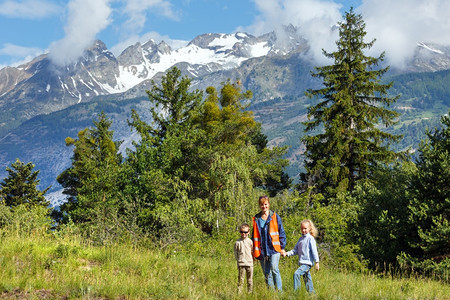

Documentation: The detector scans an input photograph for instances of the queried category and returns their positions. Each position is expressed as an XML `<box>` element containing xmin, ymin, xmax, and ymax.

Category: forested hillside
<box><xmin>251</xmin><ymin>69</ymin><xmax>449</xmax><ymax>179</ymax></box>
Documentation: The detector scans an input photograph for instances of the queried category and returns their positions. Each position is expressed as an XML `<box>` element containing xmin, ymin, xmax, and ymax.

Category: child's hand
<box><xmin>315</xmin><ymin>262</ymin><xmax>320</xmax><ymax>271</ymax></box>
<box><xmin>280</xmin><ymin>249</ymin><xmax>287</xmax><ymax>257</ymax></box>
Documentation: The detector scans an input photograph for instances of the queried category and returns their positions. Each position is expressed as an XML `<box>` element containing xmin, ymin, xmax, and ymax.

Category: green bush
<box><xmin>0</xmin><ymin>203</ymin><xmax>52</xmax><ymax>237</ymax></box>
<box><xmin>398</xmin><ymin>252</ymin><xmax>450</xmax><ymax>282</ymax></box>
<box><xmin>310</xmin><ymin>193</ymin><xmax>367</xmax><ymax>272</ymax></box>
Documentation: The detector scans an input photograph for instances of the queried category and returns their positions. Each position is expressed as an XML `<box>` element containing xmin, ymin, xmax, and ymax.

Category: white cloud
<box><xmin>0</xmin><ymin>0</ymin><xmax>60</xmax><ymax>19</ymax></box>
<box><xmin>244</xmin><ymin>0</ymin><xmax>343</xmax><ymax>64</ymax></box>
<box><xmin>108</xmin><ymin>0</ymin><xmax>181</xmax><ymax>57</ymax></box>
<box><xmin>245</xmin><ymin>0</ymin><xmax>450</xmax><ymax>68</ymax></box>
<box><xmin>0</xmin><ymin>43</ymin><xmax>45</xmax><ymax>68</ymax></box>
<box><xmin>361</xmin><ymin>0</ymin><xmax>450</xmax><ymax>68</ymax></box>
<box><xmin>0</xmin><ymin>43</ymin><xmax>43</xmax><ymax>57</ymax></box>
<box><xmin>122</xmin><ymin>0</ymin><xmax>179</xmax><ymax>33</ymax></box>
<box><xmin>49</xmin><ymin>0</ymin><xmax>112</xmax><ymax>67</ymax></box>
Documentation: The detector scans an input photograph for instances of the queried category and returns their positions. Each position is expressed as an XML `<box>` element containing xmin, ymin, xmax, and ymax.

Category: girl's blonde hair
<box><xmin>301</xmin><ymin>219</ymin><xmax>318</xmax><ymax>237</ymax></box>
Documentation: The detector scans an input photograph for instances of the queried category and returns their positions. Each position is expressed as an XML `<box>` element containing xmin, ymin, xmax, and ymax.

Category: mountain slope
<box><xmin>1</xmin><ymin>25</ymin><xmax>449</xmax><ymax>138</ymax></box>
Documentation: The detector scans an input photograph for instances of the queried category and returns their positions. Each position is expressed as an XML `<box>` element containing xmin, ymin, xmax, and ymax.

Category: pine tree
<box><xmin>57</xmin><ymin>112</ymin><xmax>123</xmax><ymax>224</ymax></box>
<box><xmin>129</xmin><ymin>66</ymin><xmax>203</xmax><ymax>142</ymax></box>
<box><xmin>125</xmin><ymin>67</ymin><xmax>204</xmax><ymax>232</ymax></box>
<box><xmin>0</xmin><ymin>159</ymin><xmax>50</xmax><ymax>207</ymax></box>
<box><xmin>407</xmin><ymin>111</ymin><xmax>449</xmax><ymax>266</ymax></box>
<box><xmin>127</xmin><ymin>66</ymin><xmax>204</xmax><ymax>190</ymax></box>
<box><xmin>300</xmin><ymin>8</ymin><xmax>402</xmax><ymax>198</ymax></box>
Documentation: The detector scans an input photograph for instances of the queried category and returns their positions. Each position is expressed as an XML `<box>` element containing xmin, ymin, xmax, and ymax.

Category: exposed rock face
<box><xmin>0</xmin><ymin>67</ymin><xmax>32</xmax><ymax>97</ymax></box>
<box><xmin>0</xmin><ymin>40</ymin><xmax>122</xmax><ymax>136</ymax></box>
<box><xmin>408</xmin><ymin>43</ymin><xmax>450</xmax><ymax>72</ymax></box>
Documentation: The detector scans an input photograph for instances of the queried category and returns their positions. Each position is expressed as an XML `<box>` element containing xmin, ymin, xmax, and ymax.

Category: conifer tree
<box><xmin>406</xmin><ymin>112</ymin><xmax>449</xmax><ymax>269</ymax></box>
<box><xmin>57</xmin><ymin>112</ymin><xmax>123</xmax><ymax>224</ymax></box>
<box><xmin>300</xmin><ymin>8</ymin><xmax>402</xmax><ymax>198</ymax></box>
<box><xmin>129</xmin><ymin>66</ymin><xmax>203</xmax><ymax>142</ymax></box>
<box><xmin>125</xmin><ymin>67</ymin><xmax>204</xmax><ymax>232</ymax></box>
<box><xmin>0</xmin><ymin>159</ymin><xmax>50</xmax><ymax>207</ymax></box>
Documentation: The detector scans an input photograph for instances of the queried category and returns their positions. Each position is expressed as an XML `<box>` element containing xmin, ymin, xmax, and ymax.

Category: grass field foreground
<box><xmin>0</xmin><ymin>233</ymin><xmax>448</xmax><ymax>299</ymax></box>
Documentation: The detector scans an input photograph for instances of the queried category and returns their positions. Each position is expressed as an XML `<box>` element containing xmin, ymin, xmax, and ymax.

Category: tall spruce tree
<box><xmin>125</xmin><ymin>67</ymin><xmax>204</xmax><ymax>232</ymax></box>
<box><xmin>405</xmin><ymin>111</ymin><xmax>449</xmax><ymax>274</ymax></box>
<box><xmin>57</xmin><ymin>112</ymin><xmax>123</xmax><ymax>225</ymax></box>
<box><xmin>129</xmin><ymin>66</ymin><xmax>203</xmax><ymax>142</ymax></box>
<box><xmin>300</xmin><ymin>9</ymin><xmax>402</xmax><ymax>198</ymax></box>
<box><xmin>0</xmin><ymin>159</ymin><xmax>50</xmax><ymax>208</ymax></box>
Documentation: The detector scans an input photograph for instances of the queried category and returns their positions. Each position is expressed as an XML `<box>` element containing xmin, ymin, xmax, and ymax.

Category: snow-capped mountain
<box><xmin>114</xmin><ymin>32</ymin><xmax>274</xmax><ymax>92</ymax></box>
<box><xmin>0</xmin><ymin>28</ymin><xmax>307</xmax><ymax>137</ymax></box>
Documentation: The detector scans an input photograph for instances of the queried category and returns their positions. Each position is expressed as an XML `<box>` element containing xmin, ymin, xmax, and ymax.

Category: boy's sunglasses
<box><xmin>240</xmin><ymin>231</ymin><xmax>249</xmax><ymax>234</ymax></box>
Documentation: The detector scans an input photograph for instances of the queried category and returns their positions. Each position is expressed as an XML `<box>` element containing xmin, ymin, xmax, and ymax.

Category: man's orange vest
<box><xmin>252</xmin><ymin>212</ymin><xmax>282</xmax><ymax>259</ymax></box>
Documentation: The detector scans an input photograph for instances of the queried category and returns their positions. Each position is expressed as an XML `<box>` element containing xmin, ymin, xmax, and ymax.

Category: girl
<box><xmin>282</xmin><ymin>219</ymin><xmax>319</xmax><ymax>293</ymax></box>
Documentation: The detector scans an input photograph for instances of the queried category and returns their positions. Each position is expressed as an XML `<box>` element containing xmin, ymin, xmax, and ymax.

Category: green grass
<box><xmin>0</xmin><ymin>233</ymin><xmax>448</xmax><ymax>299</ymax></box>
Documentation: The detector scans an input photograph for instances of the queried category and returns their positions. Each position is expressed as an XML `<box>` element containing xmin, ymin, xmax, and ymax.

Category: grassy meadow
<box><xmin>0</xmin><ymin>232</ymin><xmax>448</xmax><ymax>300</ymax></box>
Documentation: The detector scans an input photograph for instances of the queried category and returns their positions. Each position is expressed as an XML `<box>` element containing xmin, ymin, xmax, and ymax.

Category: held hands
<box><xmin>279</xmin><ymin>249</ymin><xmax>319</xmax><ymax>270</ymax></box>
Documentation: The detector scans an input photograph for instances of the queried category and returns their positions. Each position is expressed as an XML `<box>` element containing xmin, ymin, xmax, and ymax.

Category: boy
<box><xmin>234</xmin><ymin>223</ymin><xmax>253</xmax><ymax>293</ymax></box>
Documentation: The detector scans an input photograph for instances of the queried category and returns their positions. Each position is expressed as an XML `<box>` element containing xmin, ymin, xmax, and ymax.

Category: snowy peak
<box><xmin>118</xmin><ymin>42</ymin><xmax>145</xmax><ymax>67</ymax></box>
<box><xmin>112</xmin><ymin>32</ymin><xmax>279</xmax><ymax>93</ymax></box>
<box><xmin>417</xmin><ymin>42</ymin><xmax>445</xmax><ymax>55</ymax></box>
<box><xmin>156</xmin><ymin>41</ymin><xmax>172</xmax><ymax>55</ymax></box>
<box><xmin>84</xmin><ymin>40</ymin><xmax>114</xmax><ymax>60</ymax></box>
<box><xmin>189</xmin><ymin>32</ymin><xmax>271</xmax><ymax>58</ymax></box>
<box><xmin>410</xmin><ymin>42</ymin><xmax>450</xmax><ymax>72</ymax></box>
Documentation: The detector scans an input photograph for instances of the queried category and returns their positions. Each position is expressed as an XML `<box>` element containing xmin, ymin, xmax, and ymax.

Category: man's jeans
<box><xmin>293</xmin><ymin>264</ymin><xmax>314</xmax><ymax>293</ymax></box>
<box><xmin>259</xmin><ymin>252</ymin><xmax>282</xmax><ymax>291</ymax></box>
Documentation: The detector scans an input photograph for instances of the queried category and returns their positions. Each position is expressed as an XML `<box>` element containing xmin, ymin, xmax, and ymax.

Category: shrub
<box><xmin>0</xmin><ymin>202</ymin><xmax>52</xmax><ymax>237</ymax></box>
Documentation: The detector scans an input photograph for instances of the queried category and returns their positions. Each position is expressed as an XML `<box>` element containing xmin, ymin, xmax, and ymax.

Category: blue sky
<box><xmin>1</xmin><ymin>0</ymin><xmax>449</xmax><ymax>69</ymax></box>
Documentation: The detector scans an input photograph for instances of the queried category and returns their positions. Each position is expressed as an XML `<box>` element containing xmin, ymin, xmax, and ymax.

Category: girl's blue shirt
<box><xmin>286</xmin><ymin>233</ymin><xmax>319</xmax><ymax>266</ymax></box>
